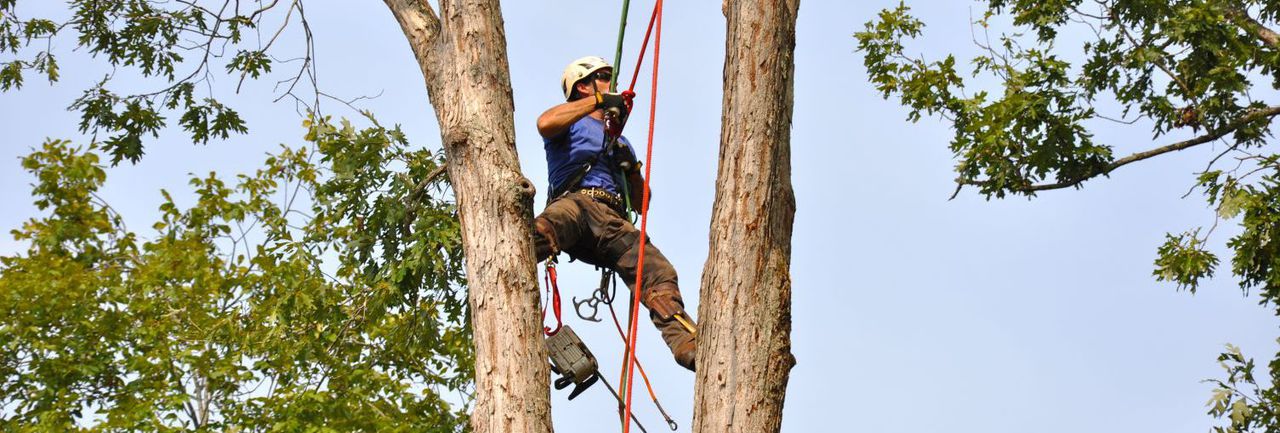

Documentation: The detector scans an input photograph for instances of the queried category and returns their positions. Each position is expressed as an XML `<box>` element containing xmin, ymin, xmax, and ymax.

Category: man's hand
<box><xmin>595</xmin><ymin>92</ymin><xmax>628</xmax><ymax>112</ymax></box>
<box><xmin>596</xmin><ymin>92</ymin><xmax>631</xmax><ymax>133</ymax></box>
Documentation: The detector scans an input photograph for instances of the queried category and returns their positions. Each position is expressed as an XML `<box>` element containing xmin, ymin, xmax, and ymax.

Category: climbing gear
<box><xmin>546</xmin><ymin>325</ymin><xmax>653</xmax><ymax>433</ymax></box>
<box><xmin>561</xmin><ymin>56</ymin><xmax>613</xmax><ymax>100</ymax></box>
<box><xmin>546</xmin><ymin>325</ymin><xmax>598</xmax><ymax>400</ymax></box>
<box><xmin>601</xmin><ymin>93</ymin><xmax>633</xmax><ymax>136</ymax></box>
<box><xmin>573</xmin><ymin>267</ymin><xmax>618</xmax><ymax>323</ymax></box>
<box><xmin>541</xmin><ymin>259</ymin><xmax>564</xmax><ymax>336</ymax></box>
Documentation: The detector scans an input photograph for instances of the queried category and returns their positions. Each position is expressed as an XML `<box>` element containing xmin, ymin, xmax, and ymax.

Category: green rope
<box><xmin>617</xmin><ymin>162</ymin><xmax>636</xmax><ymax>222</ymax></box>
<box><xmin>610</xmin><ymin>0</ymin><xmax>631</xmax><ymax>92</ymax></box>
<box><xmin>609</xmin><ymin>0</ymin><xmax>634</xmax><ymax>393</ymax></box>
<box><xmin>610</xmin><ymin>0</ymin><xmax>636</xmax><ymax>222</ymax></box>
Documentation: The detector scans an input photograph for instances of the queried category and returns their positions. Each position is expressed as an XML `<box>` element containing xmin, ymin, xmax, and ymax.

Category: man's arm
<box><xmin>537</xmin><ymin>97</ymin><xmax>597</xmax><ymax>139</ymax></box>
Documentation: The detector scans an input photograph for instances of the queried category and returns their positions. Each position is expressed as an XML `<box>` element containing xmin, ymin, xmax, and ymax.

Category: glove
<box><xmin>594</xmin><ymin>92</ymin><xmax>628</xmax><ymax>112</ymax></box>
<box><xmin>595</xmin><ymin>92</ymin><xmax>631</xmax><ymax>131</ymax></box>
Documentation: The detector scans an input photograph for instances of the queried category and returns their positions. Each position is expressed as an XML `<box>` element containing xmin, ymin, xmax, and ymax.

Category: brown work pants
<box><xmin>533</xmin><ymin>192</ymin><xmax>694</xmax><ymax>368</ymax></box>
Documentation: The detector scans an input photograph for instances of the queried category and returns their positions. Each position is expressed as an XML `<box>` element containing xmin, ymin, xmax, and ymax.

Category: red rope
<box><xmin>626</xmin><ymin>3</ymin><xmax>661</xmax><ymax>93</ymax></box>
<box><xmin>541</xmin><ymin>261</ymin><xmax>562</xmax><ymax>336</ymax></box>
<box><xmin>621</xmin><ymin>0</ymin><xmax>662</xmax><ymax>431</ymax></box>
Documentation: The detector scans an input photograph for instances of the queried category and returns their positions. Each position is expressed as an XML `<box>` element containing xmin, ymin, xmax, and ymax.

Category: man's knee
<box><xmin>607</xmin><ymin>231</ymin><xmax>678</xmax><ymax>285</ymax></box>
<box><xmin>533</xmin><ymin>218</ymin><xmax>559</xmax><ymax>261</ymax></box>
<box><xmin>534</xmin><ymin>198</ymin><xmax>588</xmax><ymax>261</ymax></box>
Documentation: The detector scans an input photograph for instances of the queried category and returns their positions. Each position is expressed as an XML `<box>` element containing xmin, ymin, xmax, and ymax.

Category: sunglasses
<box><xmin>592</xmin><ymin>71</ymin><xmax>613</xmax><ymax>82</ymax></box>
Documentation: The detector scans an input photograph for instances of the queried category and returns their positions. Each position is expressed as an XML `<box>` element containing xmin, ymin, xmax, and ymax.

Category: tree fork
<box><xmin>383</xmin><ymin>1</ymin><xmax>552</xmax><ymax>433</ymax></box>
<box><xmin>693</xmin><ymin>0</ymin><xmax>799</xmax><ymax>432</ymax></box>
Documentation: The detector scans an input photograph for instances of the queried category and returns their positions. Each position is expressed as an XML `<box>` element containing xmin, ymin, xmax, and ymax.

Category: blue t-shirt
<box><xmin>545</xmin><ymin>116</ymin><xmax>635</xmax><ymax>196</ymax></box>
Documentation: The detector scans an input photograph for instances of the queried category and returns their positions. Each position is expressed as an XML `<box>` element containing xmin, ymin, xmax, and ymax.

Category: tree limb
<box><xmin>423</xmin><ymin>161</ymin><xmax>449</xmax><ymax>185</ymax></box>
<box><xmin>383</xmin><ymin>0</ymin><xmax>441</xmax><ymax>58</ymax></box>
<box><xmin>958</xmin><ymin>105</ymin><xmax>1280</xmax><ymax>194</ymax></box>
<box><xmin>1225</xmin><ymin>4</ymin><xmax>1280</xmax><ymax>49</ymax></box>
<box><xmin>401</xmin><ymin>162</ymin><xmax>449</xmax><ymax>234</ymax></box>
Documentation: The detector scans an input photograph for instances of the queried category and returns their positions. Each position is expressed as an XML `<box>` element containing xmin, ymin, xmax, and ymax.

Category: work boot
<box><xmin>643</xmin><ymin>282</ymin><xmax>698</xmax><ymax>371</ymax></box>
<box><xmin>672</xmin><ymin>338</ymin><xmax>696</xmax><ymax>371</ymax></box>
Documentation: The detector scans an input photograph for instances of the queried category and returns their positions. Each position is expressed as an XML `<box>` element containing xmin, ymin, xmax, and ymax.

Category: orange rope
<box><xmin>621</xmin><ymin>0</ymin><xmax>662</xmax><ymax>431</ymax></box>
<box><xmin>608</xmin><ymin>295</ymin><xmax>661</xmax><ymax>402</ymax></box>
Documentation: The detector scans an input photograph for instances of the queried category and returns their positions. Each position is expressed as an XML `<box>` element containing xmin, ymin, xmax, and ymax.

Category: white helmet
<box><xmin>560</xmin><ymin>56</ymin><xmax>612</xmax><ymax>101</ymax></box>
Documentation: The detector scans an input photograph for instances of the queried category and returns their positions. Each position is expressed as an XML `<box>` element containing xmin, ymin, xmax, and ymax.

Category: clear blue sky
<box><xmin>1</xmin><ymin>1</ymin><xmax>1275</xmax><ymax>432</ymax></box>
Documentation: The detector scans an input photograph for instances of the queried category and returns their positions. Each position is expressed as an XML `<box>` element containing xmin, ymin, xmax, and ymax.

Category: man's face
<box><xmin>574</xmin><ymin>68</ymin><xmax>613</xmax><ymax>98</ymax></box>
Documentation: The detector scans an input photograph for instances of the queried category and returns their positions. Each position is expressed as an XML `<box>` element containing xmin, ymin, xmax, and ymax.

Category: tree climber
<box><xmin>533</xmin><ymin>56</ymin><xmax>698</xmax><ymax>371</ymax></box>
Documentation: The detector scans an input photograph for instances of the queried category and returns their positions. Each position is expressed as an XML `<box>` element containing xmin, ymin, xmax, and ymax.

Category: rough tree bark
<box><xmin>382</xmin><ymin>1</ymin><xmax>552</xmax><ymax>433</ymax></box>
<box><xmin>693</xmin><ymin>0</ymin><xmax>800</xmax><ymax>432</ymax></box>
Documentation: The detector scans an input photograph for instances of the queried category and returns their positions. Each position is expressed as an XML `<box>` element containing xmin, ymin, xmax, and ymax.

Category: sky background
<box><xmin>2</xmin><ymin>1</ymin><xmax>1277</xmax><ymax>432</ymax></box>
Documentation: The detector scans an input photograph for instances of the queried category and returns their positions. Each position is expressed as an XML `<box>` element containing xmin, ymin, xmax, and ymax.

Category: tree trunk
<box><xmin>692</xmin><ymin>1</ymin><xmax>799</xmax><ymax>432</ymax></box>
<box><xmin>383</xmin><ymin>2</ymin><xmax>551</xmax><ymax>433</ymax></box>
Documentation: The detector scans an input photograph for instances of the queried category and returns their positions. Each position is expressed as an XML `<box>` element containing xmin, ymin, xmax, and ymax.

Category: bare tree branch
<box><xmin>959</xmin><ymin>105</ymin><xmax>1280</xmax><ymax>193</ymax></box>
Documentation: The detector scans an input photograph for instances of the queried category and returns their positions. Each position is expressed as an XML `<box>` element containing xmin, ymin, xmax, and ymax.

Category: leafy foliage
<box><xmin>1155</xmin><ymin>230</ymin><xmax>1220</xmax><ymax>292</ymax></box>
<box><xmin>858</xmin><ymin>2</ymin><xmax>1280</xmax><ymax>431</ymax></box>
<box><xmin>0</xmin><ymin>116</ymin><xmax>472</xmax><ymax>432</ymax></box>
<box><xmin>0</xmin><ymin>1</ymin><xmax>312</xmax><ymax>164</ymax></box>
<box><xmin>1206</xmin><ymin>344</ymin><xmax>1279</xmax><ymax>433</ymax></box>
